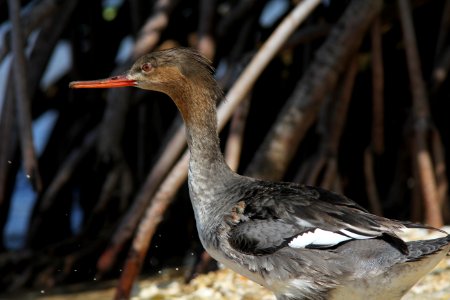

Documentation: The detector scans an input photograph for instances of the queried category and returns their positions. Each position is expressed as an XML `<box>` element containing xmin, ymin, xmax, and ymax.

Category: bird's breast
<box><xmin>205</xmin><ymin>245</ymin><xmax>268</xmax><ymax>287</ymax></box>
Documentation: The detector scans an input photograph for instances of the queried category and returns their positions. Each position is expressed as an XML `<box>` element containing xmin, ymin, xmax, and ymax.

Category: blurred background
<box><xmin>0</xmin><ymin>0</ymin><xmax>449</xmax><ymax>298</ymax></box>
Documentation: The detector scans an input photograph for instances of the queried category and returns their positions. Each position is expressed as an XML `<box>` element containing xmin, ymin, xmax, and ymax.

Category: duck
<box><xmin>70</xmin><ymin>47</ymin><xmax>450</xmax><ymax>300</ymax></box>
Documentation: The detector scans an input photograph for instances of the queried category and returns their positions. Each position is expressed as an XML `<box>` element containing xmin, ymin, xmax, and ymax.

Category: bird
<box><xmin>70</xmin><ymin>47</ymin><xmax>450</xmax><ymax>300</ymax></box>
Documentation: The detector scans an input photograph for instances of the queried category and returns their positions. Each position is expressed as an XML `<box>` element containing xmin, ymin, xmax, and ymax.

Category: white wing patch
<box><xmin>288</xmin><ymin>228</ymin><xmax>374</xmax><ymax>248</ymax></box>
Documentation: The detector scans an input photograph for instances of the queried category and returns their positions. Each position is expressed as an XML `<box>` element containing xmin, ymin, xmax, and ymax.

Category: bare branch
<box><xmin>197</xmin><ymin>0</ymin><xmax>217</xmax><ymax>60</ymax></box>
<box><xmin>217</xmin><ymin>0</ymin><xmax>321</xmax><ymax>132</ymax></box>
<box><xmin>8</xmin><ymin>0</ymin><xmax>42</xmax><ymax>191</ymax></box>
<box><xmin>246</xmin><ymin>0</ymin><xmax>383</xmax><ymax>180</ymax></box>
<box><xmin>0</xmin><ymin>0</ymin><xmax>58</xmax><ymax>63</ymax></box>
<box><xmin>132</xmin><ymin>0</ymin><xmax>180</xmax><ymax>59</ymax></box>
<box><xmin>371</xmin><ymin>17</ymin><xmax>385</xmax><ymax>154</ymax></box>
<box><xmin>364</xmin><ymin>147</ymin><xmax>383</xmax><ymax>215</ymax></box>
<box><xmin>398</xmin><ymin>0</ymin><xmax>443</xmax><ymax>227</ymax></box>
<box><xmin>0</xmin><ymin>73</ymin><xmax>17</xmax><ymax>206</ymax></box>
<box><xmin>97</xmin><ymin>122</ymin><xmax>186</xmax><ymax>274</ymax></box>
<box><xmin>114</xmin><ymin>151</ymin><xmax>190</xmax><ymax>300</ymax></box>
<box><xmin>224</xmin><ymin>97</ymin><xmax>251</xmax><ymax>171</ymax></box>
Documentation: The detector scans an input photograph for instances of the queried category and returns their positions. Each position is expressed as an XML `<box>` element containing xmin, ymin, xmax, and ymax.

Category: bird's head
<box><xmin>70</xmin><ymin>48</ymin><xmax>221</xmax><ymax>101</ymax></box>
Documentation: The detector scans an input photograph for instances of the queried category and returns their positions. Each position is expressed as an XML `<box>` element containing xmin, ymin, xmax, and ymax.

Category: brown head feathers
<box><xmin>130</xmin><ymin>48</ymin><xmax>223</xmax><ymax>102</ymax></box>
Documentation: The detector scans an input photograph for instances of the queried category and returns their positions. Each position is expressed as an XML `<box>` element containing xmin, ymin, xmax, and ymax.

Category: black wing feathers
<box><xmin>227</xmin><ymin>180</ymin><xmax>408</xmax><ymax>256</ymax></box>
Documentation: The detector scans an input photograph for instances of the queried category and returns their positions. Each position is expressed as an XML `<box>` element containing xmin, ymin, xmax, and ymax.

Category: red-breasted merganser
<box><xmin>70</xmin><ymin>48</ymin><xmax>450</xmax><ymax>300</ymax></box>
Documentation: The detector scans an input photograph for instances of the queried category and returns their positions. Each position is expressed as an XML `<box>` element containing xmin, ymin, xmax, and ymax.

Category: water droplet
<box><xmin>93</xmin><ymin>277</ymin><xmax>97</xmax><ymax>281</ymax></box>
<box><xmin>40</xmin><ymin>290</ymin><xmax>45</xmax><ymax>294</ymax></box>
<box><xmin>191</xmin><ymin>252</ymin><xmax>194</xmax><ymax>256</ymax></box>
<box><xmin>119</xmin><ymin>269</ymin><xmax>122</xmax><ymax>272</ymax></box>
<box><xmin>7</xmin><ymin>160</ymin><xmax>12</xmax><ymax>164</ymax></box>
<box><xmin>158</xmin><ymin>270</ymin><xmax>162</xmax><ymax>274</ymax></box>
<box><xmin>175</xmin><ymin>267</ymin><xmax>179</xmax><ymax>271</ymax></box>
<box><xmin>155</xmin><ymin>245</ymin><xmax>158</xmax><ymax>248</ymax></box>
<box><xmin>26</xmin><ymin>174</ymin><xmax>31</xmax><ymax>179</ymax></box>
<box><xmin>74</xmin><ymin>269</ymin><xmax>77</xmax><ymax>272</ymax></box>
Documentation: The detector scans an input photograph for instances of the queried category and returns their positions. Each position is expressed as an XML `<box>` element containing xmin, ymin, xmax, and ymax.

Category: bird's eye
<box><xmin>141</xmin><ymin>63</ymin><xmax>152</xmax><ymax>73</ymax></box>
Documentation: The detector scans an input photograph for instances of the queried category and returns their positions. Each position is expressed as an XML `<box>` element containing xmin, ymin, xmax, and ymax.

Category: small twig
<box><xmin>114</xmin><ymin>151</ymin><xmax>190</xmax><ymax>300</ymax></box>
<box><xmin>97</xmin><ymin>85</ymin><xmax>132</xmax><ymax>162</ymax></box>
<box><xmin>398</xmin><ymin>0</ymin><xmax>430</xmax><ymax>117</ymax></box>
<box><xmin>93</xmin><ymin>165</ymin><xmax>123</xmax><ymax>213</ymax></box>
<box><xmin>197</xmin><ymin>0</ymin><xmax>217</xmax><ymax>60</ymax></box>
<box><xmin>216</xmin><ymin>0</ymin><xmax>259</xmax><ymax>38</ymax></box>
<box><xmin>325</xmin><ymin>58</ymin><xmax>358</xmax><ymax>156</ymax></box>
<box><xmin>0</xmin><ymin>0</ymin><xmax>58</xmax><ymax>63</ymax></box>
<box><xmin>8</xmin><ymin>0</ymin><xmax>42</xmax><ymax>192</ymax></box>
<box><xmin>431</xmin><ymin>129</ymin><xmax>449</xmax><ymax>221</ymax></box>
<box><xmin>371</xmin><ymin>16</ymin><xmax>385</xmax><ymax>154</ymax></box>
<box><xmin>97</xmin><ymin>0</ymin><xmax>182</xmax><ymax>165</ymax></box>
<box><xmin>434</xmin><ymin>0</ymin><xmax>450</xmax><ymax>63</ymax></box>
<box><xmin>216</xmin><ymin>21</ymin><xmax>255</xmax><ymax>89</ymax></box>
<box><xmin>384</xmin><ymin>144</ymin><xmax>410</xmax><ymax>210</ymax></box>
<box><xmin>305</xmin><ymin>156</ymin><xmax>326</xmax><ymax>186</ymax></box>
<box><xmin>398</xmin><ymin>0</ymin><xmax>443</xmax><ymax>227</ymax></box>
<box><xmin>321</xmin><ymin>159</ymin><xmax>338</xmax><ymax>190</ymax></box>
<box><xmin>0</xmin><ymin>0</ymin><xmax>76</xmax><ymax>191</ymax></box>
<box><xmin>27</xmin><ymin>129</ymin><xmax>98</xmax><ymax>243</ymax></box>
<box><xmin>0</xmin><ymin>73</ymin><xmax>17</xmax><ymax>206</ymax></box>
<box><xmin>132</xmin><ymin>0</ymin><xmax>180</xmax><ymax>59</ymax></box>
<box><xmin>363</xmin><ymin>16</ymin><xmax>385</xmax><ymax>215</ymax></box>
<box><xmin>332</xmin><ymin>175</ymin><xmax>343</xmax><ymax>194</ymax></box>
<box><xmin>364</xmin><ymin>147</ymin><xmax>383</xmax><ymax>215</ymax></box>
<box><xmin>432</xmin><ymin>45</ymin><xmax>450</xmax><ymax>89</ymax></box>
<box><xmin>217</xmin><ymin>0</ymin><xmax>321</xmax><ymax>134</ymax></box>
<box><xmin>129</xmin><ymin>0</ymin><xmax>143</xmax><ymax>35</ymax></box>
<box><xmin>284</xmin><ymin>22</ymin><xmax>331</xmax><ymax>49</ymax></box>
<box><xmin>77</xmin><ymin>164</ymin><xmax>125</xmax><ymax>238</ymax></box>
<box><xmin>7</xmin><ymin>265</ymin><xmax>32</xmax><ymax>291</ymax></box>
<box><xmin>97</xmin><ymin>123</ymin><xmax>186</xmax><ymax>274</ymax></box>
<box><xmin>411</xmin><ymin>143</ymin><xmax>422</xmax><ymax>222</ymax></box>
<box><xmin>185</xmin><ymin>251</ymin><xmax>213</xmax><ymax>282</ymax></box>
<box><xmin>294</xmin><ymin>159</ymin><xmax>313</xmax><ymax>183</ymax></box>
<box><xmin>119</xmin><ymin>164</ymin><xmax>134</xmax><ymax>212</ymax></box>
<box><xmin>432</xmin><ymin>1</ymin><xmax>450</xmax><ymax>90</ymax></box>
<box><xmin>27</xmin><ymin>0</ymin><xmax>77</xmax><ymax>97</ymax></box>
<box><xmin>224</xmin><ymin>97</ymin><xmax>251</xmax><ymax>171</ymax></box>
<box><xmin>40</xmin><ymin>129</ymin><xmax>98</xmax><ymax>212</ymax></box>
<box><xmin>302</xmin><ymin>57</ymin><xmax>358</xmax><ymax>188</ymax></box>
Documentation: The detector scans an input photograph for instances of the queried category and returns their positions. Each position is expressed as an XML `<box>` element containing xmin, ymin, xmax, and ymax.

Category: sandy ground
<box><xmin>9</xmin><ymin>227</ymin><xmax>450</xmax><ymax>300</ymax></box>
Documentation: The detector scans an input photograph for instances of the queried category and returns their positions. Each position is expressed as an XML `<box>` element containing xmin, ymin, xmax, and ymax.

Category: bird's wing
<box><xmin>227</xmin><ymin>180</ymin><xmax>407</xmax><ymax>256</ymax></box>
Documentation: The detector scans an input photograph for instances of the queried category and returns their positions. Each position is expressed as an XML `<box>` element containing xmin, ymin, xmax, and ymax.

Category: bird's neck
<box><xmin>171</xmin><ymin>82</ymin><xmax>235</xmax><ymax>228</ymax></box>
<box><xmin>172</xmin><ymin>83</ymin><xmax>231</xmax><ymax>175</ymax></box>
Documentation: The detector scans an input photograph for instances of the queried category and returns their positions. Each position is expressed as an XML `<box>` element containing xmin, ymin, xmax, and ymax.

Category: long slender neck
<box><xmin>171</xmin><ymin>82</ymin><xmax>229</xmax><ymax>172</ymax></box>
<box><xmin>170</xmin><ymin>76</ymin><xmax>236</xmax><ymax>231</ymax></box>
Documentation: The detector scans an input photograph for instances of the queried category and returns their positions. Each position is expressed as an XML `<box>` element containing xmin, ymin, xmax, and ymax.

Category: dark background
<box><xmin>0</xmin><ymin>0</ymin><xmax>449</xmax><ymax>296</ymax></box>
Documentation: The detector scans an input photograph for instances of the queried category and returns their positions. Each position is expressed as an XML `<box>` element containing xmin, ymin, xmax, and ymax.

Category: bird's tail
<box><xmin>406</xmin><ymin>235</ymin><xmax>450</xmax><ymax>261</ymax></box>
